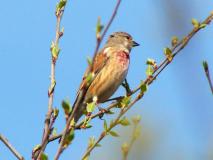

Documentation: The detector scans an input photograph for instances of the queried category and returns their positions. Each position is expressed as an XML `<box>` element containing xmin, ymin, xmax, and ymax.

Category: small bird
<box><xmin>72</xmin><ymin>32</ymin><xmax>139</xmax><ymax>122</ymax></box>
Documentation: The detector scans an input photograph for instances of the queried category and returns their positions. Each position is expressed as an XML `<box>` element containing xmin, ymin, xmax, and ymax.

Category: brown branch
<box><xmin>32</xmin><ymin>1</ymin><xmax>66</xmax><ymax>159</ymax></box>
<box><xmin>91</xmin><ymin>0</ymin><xmax>122</xmax><ymax>71</ymax></box>
<box><xmin>48</xmin><ymin>12</ymin><xmax>213</xmax><ymax>147</ymax></box>
<box><xmin>82</xmin><ymin>94</ymin><xmax>143</xmax><ymax>160</ymax></box>
<box><xmin>203</xmin><ymin>61</ymin><xmax>213</xmax><ymax>94</ymax></box>
<box><xmin>122</xmin><ymin>120</ymin><xmax>140</xmax><ymax>160</ymax></box>
<box><xmin>81</xmin><ymin>12</ymin><xmax>213</xmax><ymax>159</ymax></box>
<box><xmin>132</xmin><ymin>12</ymin><xmax>213</xmax><ymax>94</ymax></box>
<box><xmin>54</xmin><ymin>1</ymin><xmax>122</xmax><ymax>159</ymax></box>
<box><xmin>0</xmin><ymin>134</ymin><xmax>24</xmax><ymax>160</ymax></box>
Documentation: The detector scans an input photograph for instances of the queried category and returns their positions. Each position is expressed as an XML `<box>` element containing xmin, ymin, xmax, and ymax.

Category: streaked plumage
<box><xmin>73</xmin><ymin>32</ymin><xmax>139</xmax><ymax>122</ymax></box>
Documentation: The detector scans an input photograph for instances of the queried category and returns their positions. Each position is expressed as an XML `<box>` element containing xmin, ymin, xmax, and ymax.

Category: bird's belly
<box><xmin>86</xmin><ymin>59</ymin><xmax>129</xmax><ymax>103</ymax></box>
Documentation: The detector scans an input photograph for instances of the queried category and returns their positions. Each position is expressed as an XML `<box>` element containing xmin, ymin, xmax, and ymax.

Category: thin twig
<box><xmin>132</xmin><ymin>13</ymin><xmax>213</xmax><ymax>94</ymax></box>
<box><xmin>0</xmin><ymin>134</ymin><xmax>24</xmax><ymax>160</ymax></box>
<box><xmin>91</xmin><ymin>0</ymin><xmax>122</xmax><ymax>71</ymax></box>
<box><xmin>81</xmin><ymin>12</ymin><xmax>213</xmax><ymax>159</ymax></box>
<box><xmin>122</xmin><ymin>123</ymin><xmax>139</xmax><ymax>160</ymax></box>
<box><xmin>54</xmin><ymin>1</ymin><xmax>122</xmax><ymax>159</ymax></box>
<box><xmin>32</xmin><ymin>2</ymin><xmax>66</xmax><ymax>159</ymax></box>
<box><xmin>48</xmin><ymin>12</ymin><xmax>213</xmax><ymax>147</ymax></box>
<box><xmin>203</xmin><ymin>61</ymin><xmax>213</xmax><ymax>94</ymax></box>
<box><xmin>82</xmin><ymin>94</ymin><xmax>142</xmax><ymax>160</ymax></box>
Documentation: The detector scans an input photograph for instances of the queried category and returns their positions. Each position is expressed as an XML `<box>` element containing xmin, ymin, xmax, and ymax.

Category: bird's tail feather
<box><xmin>70</xmin><ymin>90</ymin><xmax>86</xmax><ymax>123</ymax></box>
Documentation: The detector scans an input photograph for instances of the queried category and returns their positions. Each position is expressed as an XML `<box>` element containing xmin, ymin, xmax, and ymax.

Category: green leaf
<box><xmin>95</xmin><ymin>143</ymin><xmax>102</xmax><ymax>147</ymax></box>
<box><xmin>52</xmin><ymin>128</ymin><xmax>57</xmax><ymax>136</ymax></box>
<box><xmin>200</xmin><ymin>23</ymin><xmax>207</xmax><ymax>29</ymax></box>
<box><xmin>133</xmin><ymin>126</ymin><xmax>141</xmax><ymax>139</ymax></box>
<box><xmin>146</xmin><ymin>64</ymin><xmax>154</xmax><ymax>77</ymax></box>
<box><xmin>121</xmin><ymin>142</ymin><xmax>129</xmax><ymax>155</ymax></box>
<box><xmin>120</xmin><ymin>96</ymin><xmax>131</xmax><ymax>108</ymax></box>
<box><xmin>96</xmin><ymin>17</ymin><xmax>104</xmax><ymax>38</ymax></box>
<box><xmin>171</xmin><ymin>36</ymin><xmax>178</xmax><ymax>47</ymax></box>
<box><xmin>105</xmin><ymin>110</ymin><xmax>114</xmax><ymax>115</ymax></box>
<box><xmin>202</xmin><ymin>61</ymin><xmax>208</xmax><ymax>72</ymax></box>
<box><xmin>191</xmin><ymin>18</ymin><xmax>199</xmax><ymax>28</ymax></box>
<box><xmin>63</xmin><ymin>130</ymin><xmax>75</xmax><ymax>148</ymax></box>
<box><xmin>51</xmin><ymin>43</ymin><xmax>60</xmax><ymax>59</ymax></box>
<box><xmin>164</xmin><ymin>47</ymin><xmax>173</xmax><ymax>62</ymax></box>
<box><xmin>85</xmin><ymin>72</ymin><xmax>94</xmax><ymax>86</ymax></box>
<box><xmin>109</xmin><ymin>130</ymin><xmax>119</xmax><ymax>137</ymax></box>
<box><xmin>56</xmin><ymin>0</ymin><xmax>67</xmax><ymax>12</ymax></box>
<box><xmin>132</xmin><ymin>115</ymin><xmax>141</xmax><ymax>125</ymax></box>
<box><xmin>86</xmin><ymin>101</ymin><xmax>96</xmax><ymax>113</ymax></box>
<box><xmin>85</xmin><ymin>124</ymin><xmax>92</xmax><ymax>129</ymax></box>
<box><xmin>140</xmin><ymin>82</ymin><xmax>148</xmax><ymax>94</ymax></box>
<box><xmin>62</xmin><ymin>99</ymin><xmax>71</xmax><ymax>115</ymax></box>
<box><xmin>104</xmin><ymin>120</ymin><xmax>108</xmax><ymax>132</ymax></box>
<box><xmin>33</xmin><ymin>144</ymin><xmax>41</xmax><ymax>152</ymax></box>
<box><xmin>87</xmin><ymin>56</ymin><xmax>92</xmax><ymax>66</ymax></box>
<box><xmin>146</xmin><ymin>58</ymin><xmax>156</xmax><ymax>65</ymax></box>
<box><xmin>53</xmin><ymin>108</ymin><xmax>59</xmax><ymax>117</ymax></box>
<box><xmin>88</xmin><ymin>136</ymin><xmax>95</xmax><ymax>148</ymax></box>
<box><xmin>41</xmin><ymin>153</ymin><xmax>48</xmax><ymax>160</ymax></box>
<box><xmin>119</xmin><ymin>117</ymin><xmax>130</xmax><ymax>126</ymax></box>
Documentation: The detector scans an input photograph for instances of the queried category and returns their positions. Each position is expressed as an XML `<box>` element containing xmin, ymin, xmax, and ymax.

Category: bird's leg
<box><xmin>121</xmin><ymin>78</ymin><xmax>132</xmax><ymax>96</ymax></box>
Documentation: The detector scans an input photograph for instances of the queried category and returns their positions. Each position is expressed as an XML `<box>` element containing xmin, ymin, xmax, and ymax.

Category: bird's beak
<box><xmin>132</xmin><ymin>41</ymin><xmax>140</xmax><ymax>47</ymax></box>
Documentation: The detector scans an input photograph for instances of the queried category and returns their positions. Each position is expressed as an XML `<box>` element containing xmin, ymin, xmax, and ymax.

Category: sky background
<box><xmin>0</xmin><ymin>0</ymin><xmax>213</xmax><ymax>160</ymax></box>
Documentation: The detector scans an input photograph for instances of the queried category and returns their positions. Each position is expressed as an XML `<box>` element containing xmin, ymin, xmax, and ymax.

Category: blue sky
<box><xmin>0</xmin><ymin>0</ymin><xmax>213</xmax><ymax>160</ymax></box>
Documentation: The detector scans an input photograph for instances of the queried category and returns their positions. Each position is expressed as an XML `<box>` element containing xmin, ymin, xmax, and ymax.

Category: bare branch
<box><xmin>54</xmin><ymin>1</ymin><xmax>122</xmax><ymax>159</ymax></box>
<box><xmin>203</xmin><ymin>61</ymin><xmax>213</xmax><ymax>94</ymax></box>
<box><xmin>82</xmin><ymin>94</ymin><xmax>142</xmax><ymax>160</ymax></box>
<box><xmin>32</xmin><ymin>1</ymin><xmax>66</xmax><ymax>159</ymax></box>
<box><xmin>81</xmin><ymin>12</ymin><xmax>213</xmax><ymax>159</ymax></box>
<box><xmin>0</xmin><ymin>134</ymin><xmax>24</xmax><ymax>160</ymax></box>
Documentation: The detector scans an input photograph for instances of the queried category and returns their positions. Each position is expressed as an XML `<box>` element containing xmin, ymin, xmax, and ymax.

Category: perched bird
<box><xmin>72</xmin><ymin>32</ymin><xmax>139</xmax><ymax>122</ymax></box>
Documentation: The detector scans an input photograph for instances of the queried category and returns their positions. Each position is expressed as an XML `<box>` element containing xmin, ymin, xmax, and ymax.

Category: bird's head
<box><xmin>106</xmin><ymin>32</ymin><xmax>139</xmax><ymax>52</ymax></box>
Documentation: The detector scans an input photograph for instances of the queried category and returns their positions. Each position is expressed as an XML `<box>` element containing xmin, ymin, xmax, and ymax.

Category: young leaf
<box><xmin>132</xmin><ymin>115</ymin><xmax>141</xmax><ymax>125</ymax></box>
<box><xmin>62</xmin><ymin>99</ymin><xmax>71</xmax><ymax>115</ymax></box>
<box><xmin>121</xmin><ymin>142</ymin><xmax>129</xmax><ymax>155</ymax></box>
<box><xmin>109</xmin><ymin>130</ymin><xmax>119</xmax><ymax>137</ymax></box>
<box><xmin>146</xmin><ymin>64</ymin><xmax>154</xmax><ymax>77</ymax></box>
<box><xmin>86</xmin><ymin>101</ymin><xmax>96</xmax><ymax>113</ymax></box>
<box><xmin>96</xmin><ymin>17</ymin><xmax>104</xmax><ymax>39</ymax></box>
<box><xmin>104</xmin><ymin>120</ymin><xmax>108</xmax><ymax>132</ymax></box>
<box><xmin>85</xmin><ymin>72</ymin><xmax>94</xmax><ymax>86</ymax></box>
<box><xmin>51</xmin><ymin>43</ymin><xmax>60</xmax><ymax>59</ymax></box>
<box><xmin>140</xmin><ymin>82</ymin><xmax>148</xmax><ymax>94</ymax></box>
<box><xmin>119</xmin><ymin>117</ymin><xmax>130</xmax><ymax>126</ymax></box>
<box><xmin>164</xmin><ymin>47</ymin><xmax>173</xmax><ymax>62</ymax></box>
<box><xmin>199</xmin><ymin>23</ymin><xmax>207</xmax><ymax>29</ymax></box>
<box><xmin>33</xmin><ymin>144</ymin><xmax>41</xmax><ymax>153</ymax></box>
<box><xmin>63</xmin><ymin>130</ymin><xmax>75</xmax><ymax>148</ymax></box>
<box><xmin>192</xmin><ymin>18</ymin><xmax>199</xmax><ymax>28</ymax></box>
<box><xmin>53</xmin><ymin>108</ymin><xmax>59</xmax><ymax>117</ymax></box>
<box><xmin>171</xmin><ymin>36</ymin><xmax>178</xmax><ymax>47</ymax></box>
<box><xmin>56</xmin><ymin>0</ymin><xmax>67</xmax><ymax>13</ymax></box>
<box><xmin>87</xmin><ymin>56</ymin><xmax>92</xmax><ymax>66</ymax></box>
<box><xmin>202</xmin><ymin>61</ymin><xmax>208</xmax><ymax>72</ymax></box>
<box><xmin>52</xmin><ymin>128</ymin><xmax>57</xmax><ymax>136</ymax></box>
<box><xmin>120</xmin><ymin>96</ymin><xmax>131</xmax><ymax>108</ymax></box>
<box><xmin>41</xmin><ymin>153</ymin><xmax>48</xmax><ymax>160</ymax></box>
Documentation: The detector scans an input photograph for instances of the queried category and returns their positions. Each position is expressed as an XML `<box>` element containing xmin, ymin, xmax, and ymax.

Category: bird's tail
<box><xmin>70</xmin><ymin>90</ymin><xmax>86</xmax><ymax>123</ymax></box>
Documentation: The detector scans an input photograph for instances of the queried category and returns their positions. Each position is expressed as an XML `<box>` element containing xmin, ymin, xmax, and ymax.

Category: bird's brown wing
<box><xmin>71</xmin><ymin>49</ymin><xmax>109</xmax><ymax>122</ymax></box>
<box><xmin>78</xmin><ymin>49</ymin><xmax>109</xmax><ymax>92</ymax></box>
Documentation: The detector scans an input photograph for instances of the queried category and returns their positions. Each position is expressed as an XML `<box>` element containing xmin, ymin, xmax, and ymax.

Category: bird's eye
<box><xmin>125</xmin><ymin>36</ymin><xmax>130</xmax><ymax>40</ymax></box>
<box><xmin>110</xmin><ymin>35</ymin><xmax>115</xmax><ymax>38</ymax></box>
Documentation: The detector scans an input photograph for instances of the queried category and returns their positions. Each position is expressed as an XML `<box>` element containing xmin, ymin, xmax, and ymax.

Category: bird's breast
<box><xmin>116</xmin><ymin>50</ymin><xmax>130</xmax><ymax>70</ymax></box>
